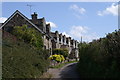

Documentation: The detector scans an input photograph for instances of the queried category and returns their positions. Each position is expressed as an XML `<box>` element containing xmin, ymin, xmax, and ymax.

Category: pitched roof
<box><xmin>0</xmin><ymin>23</ymin><xmax>2</xmax><ymax>27</ymax></box>
<box><xmin>0</xmin><ymin>10</ymin><xmax>44</xmax><ymax>34</ymax></box>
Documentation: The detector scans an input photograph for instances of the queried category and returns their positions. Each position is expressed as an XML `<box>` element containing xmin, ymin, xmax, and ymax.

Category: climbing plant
<box><xmin>12</xmin><ymin>25</ymin><xmax>43</xmax><ymax>49</ymax></box>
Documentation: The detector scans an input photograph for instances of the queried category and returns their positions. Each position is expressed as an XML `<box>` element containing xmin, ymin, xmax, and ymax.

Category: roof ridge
<box><xmin>0</xmin><ymin>10</ymin><xmax>44</xmax><ymax>34</ymax></box>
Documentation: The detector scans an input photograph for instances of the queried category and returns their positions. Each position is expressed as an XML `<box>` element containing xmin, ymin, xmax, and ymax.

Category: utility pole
<box><xmin>27</xmin><ymin>4</ymin><xmax>33</xmax><ymax>16</ymax></box>
<box><xmin>81</xmin><ymin>36</ymin><xmax>82</xmax><ymax>44</ymax></box>
<box><xmin>118</xmin><ymin>1</ymin><xmax>120</xmax><ymax>30</ymax></box>
<box><xmin>80</xmin><ymin>36</ymin><xmax>82</xmax><ymax>53</ymax></box>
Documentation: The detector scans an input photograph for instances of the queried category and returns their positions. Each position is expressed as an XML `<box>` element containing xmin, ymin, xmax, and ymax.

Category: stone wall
<box><xmin>2</xmin><ymin>10</ymin><xmax>79</xmax><ymax>59</ymax></box>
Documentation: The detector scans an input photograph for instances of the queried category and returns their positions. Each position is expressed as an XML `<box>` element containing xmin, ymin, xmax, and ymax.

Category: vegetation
<box><xmin>2</xmin><ymin>25</ymin><xmax>50</xmax><ymax>78</ymax></box>
<box><xmin>49</xmin><ymin>54</ymin><xmax>65</xmax><ymax>63</ymax></box>
<box><xmin>12</xmin><ymin>25</ymin><xmax>43</xmax><ymax>49</ymax></box>
<box><xmin>77</xmin><ymin>30</ymin><xmax>120</xmax><ymax>78</ymax></box>
<box><xmin>50</xmin><ymin>60</ymin><xmax>78</xmax><ymax>68</ymax></box>
<box><xmin>52</xmin><ymin>48</ymin><xmax>69</xmax><ymax>59</ymax></box>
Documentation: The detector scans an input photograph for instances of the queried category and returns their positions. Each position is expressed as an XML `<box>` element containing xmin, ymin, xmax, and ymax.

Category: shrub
<box><xmin>77</xmin><ymin>30</ymin><xmax>120</xmax><ymax>78</ymax></box>
<box><xmin>49</xmin><ymin>54</ymin><xmax>65</xmax><ymax>63</ymax></box>
<box><xmin>52</xmin><ymin>48</ymin><xmax>69</xmax><ymax>59</ymax></box>
<box><xmin>12</xmin><ymin>25</ymin><xmax>43</xmax><ymax>49</ymax></box>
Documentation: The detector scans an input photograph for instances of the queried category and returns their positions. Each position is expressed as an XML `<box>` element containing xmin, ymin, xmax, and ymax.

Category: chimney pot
<box><xmin>31</xmin><ymin>12</ymin><xmax>38</xmax><ymax>20</ymax></box>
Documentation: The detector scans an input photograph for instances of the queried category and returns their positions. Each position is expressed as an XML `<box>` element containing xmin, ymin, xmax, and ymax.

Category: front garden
<box><xmin>49</xmin><ymin>48</ymin><xmax>78</xmax><ymax>68</ymax></box>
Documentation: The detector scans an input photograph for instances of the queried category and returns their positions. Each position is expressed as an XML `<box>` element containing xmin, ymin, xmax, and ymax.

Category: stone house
<box><xmin>51</xmin><ymin>31</ymin><xmax>79</xmax><ymax>58</ymax></box>
<box><xmin>0</xmin><ymin>10</ymin><xmax>79</xmax><ymax>58</ymax></box>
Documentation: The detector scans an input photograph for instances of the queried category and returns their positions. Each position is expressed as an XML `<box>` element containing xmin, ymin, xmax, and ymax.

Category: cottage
<box><xmin>0</xmin><ymin>10</ymin><xmax>79</xmax><ymax>59</ymax></box>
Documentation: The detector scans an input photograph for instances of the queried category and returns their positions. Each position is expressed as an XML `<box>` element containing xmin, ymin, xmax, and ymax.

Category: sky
<box><xmin>1</xmin><ymin>0</ymin><xmax>119</xmax><ymax>2</ymax></box>
<box><xmin>1</xmin><ymin>2</ymin><xmax>118</xmax><ymax>42</ymax></box>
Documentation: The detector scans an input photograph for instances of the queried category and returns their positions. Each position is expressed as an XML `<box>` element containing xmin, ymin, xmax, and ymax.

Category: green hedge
<box><xmin>77</xmin><ymin>30</ymin><xmax>120</xmax><ymax>78</ymax></box>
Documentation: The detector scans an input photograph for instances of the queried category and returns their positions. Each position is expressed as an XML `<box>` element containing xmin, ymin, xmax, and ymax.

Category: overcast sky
<box><xmin>1</xmin><ymin>2</ymin><xmax>118</xmax><ymax>42</ymax></box>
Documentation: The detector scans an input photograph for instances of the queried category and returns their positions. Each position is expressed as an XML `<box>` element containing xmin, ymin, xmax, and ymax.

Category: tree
<box><xmin>52</xmin><ymin>48</ymin><xmax>69</xmax><ymax>59</ymax></box>
<box><xmin>12</xmin><ymin>25</ymin><xmax>43</xmax><ymax>49</ymax></box>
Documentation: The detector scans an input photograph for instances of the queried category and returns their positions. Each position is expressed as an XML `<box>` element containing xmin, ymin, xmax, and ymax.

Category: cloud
<box><xmin>70</xmin><ymin>4</ymin><xmax>86</xmax><ymax>15</ymax></box>
<box><xmin>68</xmin><ymin>26</ymin><xmax>99</xmax><ymax>42</ymax></box>
<box><xmin>97</xmin><ymin>3</ymin><xmax>118</xmax><ymax>16</ymax></box>
<box><xmin>62</xmin><ymin>32</ymin><xmax>70</xmax><ymax>37</ymax></box>
<box><xmin>0</xmin><ymin>17</ymin><xmax>7</xmax><ymax>23</ymax></box>
<box><xmin>46</xmin><ymin>21</ymin><xmax>57</xmax><ymax>28</ymax></box>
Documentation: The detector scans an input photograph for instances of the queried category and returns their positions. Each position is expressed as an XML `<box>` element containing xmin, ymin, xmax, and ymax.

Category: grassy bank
<box><xmin>2</xmin><ymin>33</ymin><xmax>50</xmax><ymax>78</ymax></box>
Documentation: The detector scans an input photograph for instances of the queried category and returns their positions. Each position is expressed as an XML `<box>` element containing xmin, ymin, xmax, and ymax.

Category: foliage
<box><xmin>2</xmin><ymin>30</ymin><xmax>50</xmax><ymax>78</ymax></box>
<box><xmin>12</xmin><ymin>25</ymin><xmax>43</xmax><ymax>49</ymax></box>
<box><xmin>52</xmin><ymin>48</ymin><xmax>69</xmax><ymax>59</ymax></box>
<box><xmin>77</xmin><ymin>30</ymin><xmax>120</xmax><ymax>78</ymax></box>
<box><xmin>49</xmin><ymin>54</ymin><xmax>65</xmax><ymax>63</ymax></box>
<box><xmin>50</xmin><ymin>60</ymin><xmax>78</xmax><ymax>68</ymax></box>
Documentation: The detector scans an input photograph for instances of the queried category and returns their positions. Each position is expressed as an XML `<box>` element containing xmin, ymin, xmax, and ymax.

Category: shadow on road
<box><xmin>59</xmin><ymin>63</ymin><xmax>80</xmax><ymax>80</ymax></box>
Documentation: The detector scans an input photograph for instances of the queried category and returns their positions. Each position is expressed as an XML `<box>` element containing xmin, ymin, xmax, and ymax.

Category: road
<box><xmin>49</xmin><ymin>62</ymin><xmax>80</xmax><ymax>80</ymax></box>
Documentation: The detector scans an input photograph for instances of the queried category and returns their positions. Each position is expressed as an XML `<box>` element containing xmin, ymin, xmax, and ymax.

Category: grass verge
<box><xmin>50</xmin><ymin>60</ymin><xmax>78</xmax><ymax>69</ymax></box>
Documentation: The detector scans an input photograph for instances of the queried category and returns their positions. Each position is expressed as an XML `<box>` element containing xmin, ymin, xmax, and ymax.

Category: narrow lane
<box><xmin>51</xmin><ymin>62</ymin><xmax>80</xmax><ymax>80</ymax></box>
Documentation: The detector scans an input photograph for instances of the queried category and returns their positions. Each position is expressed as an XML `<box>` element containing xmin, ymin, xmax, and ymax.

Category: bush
<box><xmin>12</xmin><ymin>25</ymin><xmax>43</xmax><ymax>49</ymax></box>
<box><xmin>49</xmin><ymin>54</ymin><xmax>65</xmax><ymax>63</ymax></box>
<box><xmin>77</xmin><ymin>30</ymin><xmax>120</xmax><ymax>78</ymax></box>
<box><xmin>52</xmin><ymin>48</ymin><xmax>68</xmax><ymax>59</ymax></box>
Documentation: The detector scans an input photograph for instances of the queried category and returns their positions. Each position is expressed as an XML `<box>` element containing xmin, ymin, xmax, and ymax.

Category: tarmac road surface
<box><xmin>50</xmin><ymin>62</ymin><xmax>80</xmax><ymax>80</ymax></box>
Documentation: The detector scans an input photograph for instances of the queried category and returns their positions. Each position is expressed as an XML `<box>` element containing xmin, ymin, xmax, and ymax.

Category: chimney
<box><xmin>31</xmin><ymin>12</ymin><xmax>37</xmax><ymax>20</ymax></box>
<box><xmin>46</xmin><ymin>24</ymin><xmax>51</xmax><ymax>34</ymax></box>
<box><xmin>55</xmin><ymin>31</ymin><xmax>58</xmax><ymax>34</ymax></box>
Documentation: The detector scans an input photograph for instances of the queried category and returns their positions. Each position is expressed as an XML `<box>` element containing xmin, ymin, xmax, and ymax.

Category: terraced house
<box><xmin>0</xmin><ymin>10</ymin><xmax>79</xmax><ymax>59</ymax></box>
